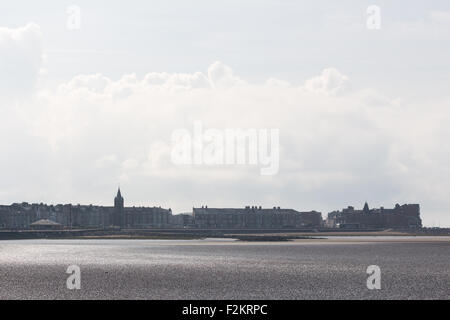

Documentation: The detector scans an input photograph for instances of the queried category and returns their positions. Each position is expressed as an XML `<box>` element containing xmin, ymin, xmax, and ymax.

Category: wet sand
<box><xmin>0</xmin><ymin>238</ymin><xmax>448</xmax><ymax>299</ymax></box>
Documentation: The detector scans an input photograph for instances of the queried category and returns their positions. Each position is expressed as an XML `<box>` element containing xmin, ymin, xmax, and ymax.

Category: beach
<box><xmin>0</xmin><ymin>237</ymin><xmax>448</xmax><ymax>299</ymax></box>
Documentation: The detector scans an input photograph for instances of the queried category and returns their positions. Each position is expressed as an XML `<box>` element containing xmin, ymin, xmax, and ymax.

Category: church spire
<box><xmin>363</xmin><ymin>201</ymin><xmax>370</xmax><ymax>214</ymax></box>
<box><xmin>114</xmin><ymin>187</ymin><xmax>124</xmax><ymax>227</ymax></box>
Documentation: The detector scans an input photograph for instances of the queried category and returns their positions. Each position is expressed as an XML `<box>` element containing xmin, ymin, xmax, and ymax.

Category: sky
<box><xmin>0</xmin><ymin>0</ymin><xmax>449</xmax><ymax>226</ymax></box>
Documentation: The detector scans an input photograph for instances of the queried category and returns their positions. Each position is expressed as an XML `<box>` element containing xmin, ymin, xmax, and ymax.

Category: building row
<box><xmin>325</xmin><ymin>202</ymin><xmax>422</xmax><ymax>229</ymax></box>
<box><xmin>0</xmin><ymin>189</ymin><xmax>172</xmax><ymax>230</ymax></box>
<box><xmin>0</xmin><ymin>189</ymin><xmax>422</xmax><ymax>230</ymax></box>
<box><xmin>193</xmin><ymin>206</ymin><xmax>322</xmax><ymax>229</ymax></box>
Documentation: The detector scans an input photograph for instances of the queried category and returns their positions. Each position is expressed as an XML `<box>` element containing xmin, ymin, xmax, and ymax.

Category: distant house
<box><xmin>30</xmin><ymin>219</ymin><xmax>63</xmax><ymax>230</ymax></box>
<box><xmin>326</xmin><ymin>203</ymin><xmax>422</xmax><ymax>229</ymax></box>
<box><xmin>192</xmin><ymin>206</ymin><xmax>323</xmax><ymax>229</ymax></box>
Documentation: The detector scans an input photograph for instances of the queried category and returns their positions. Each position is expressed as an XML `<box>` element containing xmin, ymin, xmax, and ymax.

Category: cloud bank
<box><xmin>0</xmin><ymin>23</ymin><xmax>43</xmax><ymax>97</ymax></box>
<box><xmin>1</xmin><ymin>24</ymin><xmax>449</xmax><ymax>226</ymax></box>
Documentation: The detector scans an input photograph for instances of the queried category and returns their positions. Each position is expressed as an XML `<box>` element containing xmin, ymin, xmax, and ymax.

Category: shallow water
<box><xmin>0</xmin><ymin>239</ymin><xmax>448</xmax><ymax>299</ymax></box>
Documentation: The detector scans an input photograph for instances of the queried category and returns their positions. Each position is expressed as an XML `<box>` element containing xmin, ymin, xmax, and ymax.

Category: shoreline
<box><xmin>1</xmin><ymin>225</ymin><xmax>449</xmax><ymax>241</ymax></box>
<box><xmin>1</xmin><ymin>229</ymin><xmax>449</xmax><ymax>242</ymax></box>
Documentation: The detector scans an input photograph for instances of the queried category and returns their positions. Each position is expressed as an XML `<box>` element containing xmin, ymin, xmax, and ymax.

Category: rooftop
<box><xmin>30</xmin><ymin>219</ymin><xmax>62</xmax><ymax>226</ymax></box>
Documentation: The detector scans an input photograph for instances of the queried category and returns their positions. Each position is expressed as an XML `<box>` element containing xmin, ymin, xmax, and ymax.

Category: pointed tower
<box><xmin>363</xmin><ymin>202</ymin><xmax>370</xmax><ymax>214</ymax></box>
<box><xmin>114</xmin><ymin>187</ymin><xmax>124</xmax><ymax>227</ymax></box>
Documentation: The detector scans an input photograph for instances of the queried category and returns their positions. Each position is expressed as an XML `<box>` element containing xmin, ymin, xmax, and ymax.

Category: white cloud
<box><xmin>303</xmin><ymin>68</ymin><xmax>350</xmax><ymax>95</ymax></box>
<box><xmin>60</xmin><ymin>73</ymin><xmax>112</xmax><ymax>94</ymax></box>
<box><xmin>0</xmin><ymin>23</ymin><xmax>43</xmax><ymax>98</ymax></box>
<box><xmin>265</xmin><ymin>78</ymin><xmax>291</xmax><ymax>87</ymax></box>
<box><xmin>207</xmin><ymin>61</ymin><xmax>246</xmax><ymax>89</ymax></box>
<box><xmin>144</xmin><ymin>72</ymin><xmax>210</xmax><ymax>89</ymax></box>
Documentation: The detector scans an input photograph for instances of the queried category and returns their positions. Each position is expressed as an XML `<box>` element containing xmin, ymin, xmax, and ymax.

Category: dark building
<box><xmin>123</xmin><ymin>205</ymin><xmax>172</xmax><ymax>228</ymax></box>
<box><xmin>170</xmin><ymin>213</ymin><xmax>194</xmax><ymax>228</ymax></box>
<box><xmin>0</xmin><ymin>189</ymin><xmax>423</xmax><ymax>230</ymax></box>
<box><xmin>326</xmin><ymin>203</ymin><xmax>422</xmax><ymax>229</ymax></box>
<box><xmin>192</xmin><ymin>206</ymin><xmax>323</xmax><ymax>229</ymax></box>
<box><xmin>30</xmin><ymin>219</ymin><xmax>63</xmax><ymax>230</ymax></box>
<box><xmin>0</xmin><ymin>189</ymin><xmax>172</xmax><ymax>230</ymax></box>
<box><xmin>113</xmin><ymin>188</ymin><xmax>124</xmax><ymax>227</ymax></box>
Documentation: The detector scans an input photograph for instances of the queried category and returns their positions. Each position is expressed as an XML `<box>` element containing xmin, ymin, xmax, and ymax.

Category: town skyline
<box><xmin>0</xmin><ymin>187</ymin><xmax>423</xmax><ymax>230</ymax></box>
